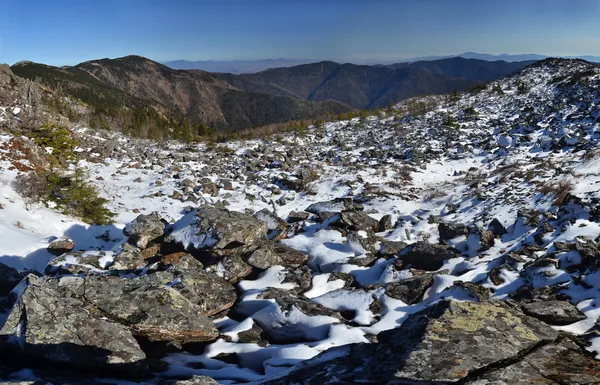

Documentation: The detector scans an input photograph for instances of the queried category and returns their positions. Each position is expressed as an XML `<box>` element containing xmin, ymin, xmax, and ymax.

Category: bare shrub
<box><xmin>539</xmin><ymin>179</ymin><xmax>575</xmax><ymax>206</ymax></box>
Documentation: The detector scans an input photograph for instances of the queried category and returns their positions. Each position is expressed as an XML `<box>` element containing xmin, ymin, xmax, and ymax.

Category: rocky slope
<box><xmin>1</xmin><ymin>58</ymin><xmax>600</xmax><ymax>384</ymax></box>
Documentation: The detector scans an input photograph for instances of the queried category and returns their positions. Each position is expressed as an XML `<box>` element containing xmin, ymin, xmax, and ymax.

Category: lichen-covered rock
<box><xmin>166</xmin><ymin>207</ymin><xmax>267</xmax><ymax>253</ymax></box>
<box><xmin>151</xmin><ymin>270</ymin><xmax>237</xmax><ymax>317</ymax></box>
<box><xmin>262</xmin><ymin>300</ymin><xmax>559</xmax><ymax>384</ymax></box>
<box><xmin>123</xmin><ymin>212</ymin><xmax>166</xmax><ymax>249</ymax></box>
<box><xmin>0</xmin><ymin>276</ymin><xmax>147</xmax><ymax>375</ymax></box>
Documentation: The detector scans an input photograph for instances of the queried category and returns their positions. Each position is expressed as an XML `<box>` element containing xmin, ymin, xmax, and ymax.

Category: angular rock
<box><xmin>521</xmin><ymin>300</ymin><xmax>586</xmax><ymax>325</ymax></box>
<box><xmin>65</xmin><ymin>275</ymin><xmax>219</xmax><ymax>344</ymax></box>
<box><xmin>0</xmin><ymin>262</ymin><xmax>26</xmax><ymax>297</ymax></box>
<box><xmin>287</xmin><ymin>211</ymin><xmax>309</xmax><ymax>223</ymax></box>
<box><xmin>253</xmin><ymin>209</ymin><xmax>288</xmax><ymax>240</ymax></box>
<box><xmin>488</xmin><ymin>218</ymin><xmax>508</xmax><ymax>236</ymax></box>
<box><xmin>46</xmin><ymin>236</ymin><xmax>75</xmax><ymax>255</ymax></box>
<box><xmin>305</xmin><ymin>198</ymin><xmax>363</xmax><ymax>215</ymax></box>
<box><xmin>166</xmin><ymin>207</ymin><xmax>267</xmax><ymax>253</ymax></box>
<box><xmin>246</xmin><ymin>241</ymin><xmax>309</xmax><ymax>270</ymax></box>
<box><xmin>378</xmin><ymin>214</ymin><xmax>392</xmax><ymax>232</ymax></box>
<box><xmin>123</xmin><ymin>212</ymin><xmax>166</xmax><ymax>249</ymax></box>
<box><xmin>398</xmin><ymin>241</ymin><xmax>460</xmax><ymax>271</ymax></box>
<box><xmin>45</xmin><ymin>251</ymin><xmax>112</xmax><ymax>275</ymax></box>
<box><xmin>0</xmin><ymin>276</ymin><xmax>147</xmax><ymax>375</ymax></box>
<box><xmin>152</xmin><ymin>270</ymin><xmax>237</xmax><ymax>317</ymax></box>
<box><xmin>377</xmin><ymin>240</ymin><xmax>408</xmax><ymax>258</ymax></box>
<box><xmin>384</xmin><ymin>272</ymin><xmax>437</xmax><ymax>304</ymax></box>
<box><xmin>438</xmin><ymin>221</ymin><xmax>468</xmax><ymax>240</ymax></box>
<box><xmin>333</xmin><ymin>211</ymin><xmax>379</xmax><ymax>233</ymax></box>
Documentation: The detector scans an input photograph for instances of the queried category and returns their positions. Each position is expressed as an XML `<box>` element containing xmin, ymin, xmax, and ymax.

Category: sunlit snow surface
<box><xmin>2</xmin><ymin>60</ymin><xmax>600</xmax><ymax>383</ymax></box>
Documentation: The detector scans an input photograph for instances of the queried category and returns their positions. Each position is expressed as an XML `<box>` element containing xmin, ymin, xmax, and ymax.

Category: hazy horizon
<box><xmin>1</xmin><ymin>0</ymin><xmax>599</xmax><ymax>66</ymax></box>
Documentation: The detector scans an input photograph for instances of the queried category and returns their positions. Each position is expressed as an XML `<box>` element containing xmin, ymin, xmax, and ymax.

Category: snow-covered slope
<box><xmin>1</xmin><ymin>58</ymin><xmax>600</xmax><ymax>384</ymax></box>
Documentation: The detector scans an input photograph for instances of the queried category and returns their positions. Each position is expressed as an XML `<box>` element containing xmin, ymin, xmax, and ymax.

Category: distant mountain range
<box><xmin>163</xmin><ymin>52</ymin><xmax>600</xmax><ymax>73</ymax></box>
<box><xmin>9</xmin><ymin>55</ymin><xmax>537</xmax><ymax>135</ymax></box>
<box><xmin>216</xmin><ymin>57</ymin><xmax>533</xmax><ymax>109</ymax></box>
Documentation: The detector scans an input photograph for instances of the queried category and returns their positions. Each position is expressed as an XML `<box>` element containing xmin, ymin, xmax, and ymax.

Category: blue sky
<box><xmin>0</xmin><ymin>0</ymin><xmax>599</xmax><ymax>66</ymax></box>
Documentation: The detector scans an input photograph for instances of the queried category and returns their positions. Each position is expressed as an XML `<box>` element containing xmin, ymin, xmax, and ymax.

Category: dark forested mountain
<box><xmin>387</xmin><ymin>57</ymin><xmax>535</xmax><ymax>82</ymax></box>
<box><xmin>11</xmin><ymin>56</ymin><xmax>352</xmax><ymax>135</ymax></box>
<box><xmin>9</xmin><ymin>55</ymin><xmax>539</xmax><ymax>136</ymax></box>
<box><xmin>216</xmin><ymin>58</ymin><xmax>531</xmax><ymax>109</ymax></box>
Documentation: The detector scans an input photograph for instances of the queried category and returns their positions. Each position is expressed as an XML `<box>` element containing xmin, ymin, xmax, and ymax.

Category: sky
<box><xmin>0</xmin><ymin>0</ymin><xmax>599</xmax><ymax>66</ymax></box>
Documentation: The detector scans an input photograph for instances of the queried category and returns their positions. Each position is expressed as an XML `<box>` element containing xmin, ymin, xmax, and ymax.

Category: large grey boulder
<box><xmin>263</xmin><ymin>300</ymin><xmax>559</xmax><ymax>384</ymax></box>
<box><xmin>123</xmin><ymin>212</ymin><xmax>166</xmax><ymax>249</ymax></box>
<box><xmin>74</xmin><ymin>275</ymin><xmax>219</xmax><ymax>343</ymax></box>
<box><xmin>166</xmin><ymin>207</ymin><xmax>267</xmax><ymax>253</ymax></box>
<box><xmin>0</xmin><ymin>276</ymin><xmax>147</xmax><ymax>375</ymax></box>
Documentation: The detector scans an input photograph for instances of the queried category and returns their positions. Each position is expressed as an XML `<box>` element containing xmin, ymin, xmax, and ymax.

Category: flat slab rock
<box><xmin>521</xmin><ymin>300</ymin><xmax>586</xmax><ymax>325</ymax></box>
<box><xmin>263</xmin><ymin>300</ymin><xmax>561</xmax><ymax>384</ymax></box>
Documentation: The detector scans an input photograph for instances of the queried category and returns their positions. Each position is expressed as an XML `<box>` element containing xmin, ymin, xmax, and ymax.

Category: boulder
<box><xmin>305</xmin><ymin>198</ymin><xmax>363</xmax><ymax>215</ymax></box>
<box><xmin>384</xmin><ymin>272</ymin><xmax>437</xmax><ymax>304</ymax></box>
<box><xmin>438</xmin><ymin>221</ymin><xmax>468</xmax><ymax>240</ymax></box>
<box><xmin>123</xmin><ymin>212</ymin><xmax>166</xmax><ymax>249</ymax></box>
<box><xmin>398</xmin><ymin>241</ymin><xmax>460</xmax><ymax>271</ymax></box>
<box><xmin>61</xmin><ymin>275</ymin><xmax>219</xmax><ymax>344</ymax></box>
<box><xmin>488</xmin><ymin>218</ymin><xmax>508</xmax><ymax>236</ymax></box>
<box><xmin>262</xmin><ymin>300</ymin><xmax>559</xmax><ymax>384</ymax></box>
<box><xmin>46</xmin><ymin>236</ymin><xmax>75</xmax><ymax>255</ymax></box>
<box><xmin>521</xmin><ymin>300</ymin><xmax>586</xmax><ymax>325</ymax></box>
<box><xmin>253</xmin><ymin>209</ymin><xmax>288</xmax><ymax>240</ymax></box>
<box><xmin>378</xmin><ymin>214</ymin><xmax>392</xmax><ymax>232</ymax></box>
<box><xmin>166</xmin><ymin>207</ymin><xmax>267</xmax><ymax>253</ymax></box>
<box><xmin>151</xmin><ymin>270</ymin><xmax>237</xmax><ymax>317</ymax></box>
<box><xmin>246</xmin><ymin>241</ymin><xmax>309</xmax><ymax>270</ymax></box>
<box><xmin>0</xmin><ymin>276</ymin><xmax>147</xmax><ymax>375</ymax></box>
